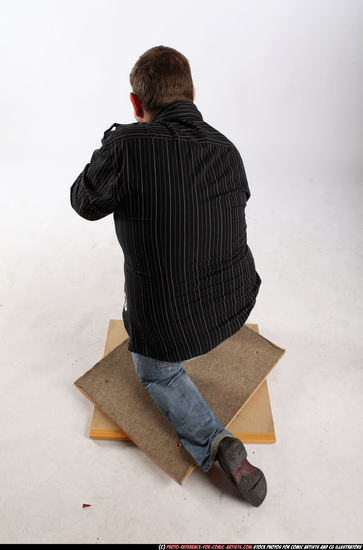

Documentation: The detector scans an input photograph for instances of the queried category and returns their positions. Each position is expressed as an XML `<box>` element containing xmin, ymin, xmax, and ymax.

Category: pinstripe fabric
<box><xmin>70</xmin><ymin>100</ymin><xmax>262</xmax><ymax>362</ymax></box>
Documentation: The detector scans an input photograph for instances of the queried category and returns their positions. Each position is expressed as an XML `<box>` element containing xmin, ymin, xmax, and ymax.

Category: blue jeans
<box><xmin>132</xmin><ymin>351</ymin><xmax>233</xmax><ymax>471</ymax></box>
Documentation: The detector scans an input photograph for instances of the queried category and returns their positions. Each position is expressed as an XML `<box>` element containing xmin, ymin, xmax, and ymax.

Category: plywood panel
<box><xmin>89</xmin><ymin>321</ymin><xmax>276</xmax><ymax>443</ymax></box>
<box><xmin>74</xmin><ymin>322</ymin><xmax>285</xmax><ymax>483</ymax></box>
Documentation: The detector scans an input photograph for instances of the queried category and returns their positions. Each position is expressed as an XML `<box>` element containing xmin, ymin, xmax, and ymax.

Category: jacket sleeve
<box><xmin>70</xmin><ymin>126</ymin><xmax>123</xmax><ymax>221</ymax></box>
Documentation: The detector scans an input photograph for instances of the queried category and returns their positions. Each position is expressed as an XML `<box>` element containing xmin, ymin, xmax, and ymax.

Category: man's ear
<box><xmin>130</xmin><ymin>92</ymin><xmax>144</xmax><ymax>121</ymax></box>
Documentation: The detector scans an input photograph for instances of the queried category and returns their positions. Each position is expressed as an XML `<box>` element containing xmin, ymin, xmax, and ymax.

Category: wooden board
<box><xmin>74</xmin><ymin>322</ymin><xmax>285</xmax><ymax>484</ymax></box>
<box><xmin>90</xmin><ymin>321</ymin><xmax>276</xmax><ymax>444</ymax></box>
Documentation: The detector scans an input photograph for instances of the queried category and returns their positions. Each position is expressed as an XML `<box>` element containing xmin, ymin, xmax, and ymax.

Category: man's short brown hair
<box><xmin>129</xmin><ymin>45</ymin><xmax>194</xmax><ymax>113</ymax></box>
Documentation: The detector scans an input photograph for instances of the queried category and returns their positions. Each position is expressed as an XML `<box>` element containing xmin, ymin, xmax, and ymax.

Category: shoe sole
<box><xmin>217</xmin><ymin>437</ymin><xmax>267</xmax><ymax>507</ymax></box>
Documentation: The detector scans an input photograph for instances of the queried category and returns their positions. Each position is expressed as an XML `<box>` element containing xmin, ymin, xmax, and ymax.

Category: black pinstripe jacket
<box><xmin>70</xmin><ymin>100</ymin><xmax>262</xmax><ymax>361</ymax></box>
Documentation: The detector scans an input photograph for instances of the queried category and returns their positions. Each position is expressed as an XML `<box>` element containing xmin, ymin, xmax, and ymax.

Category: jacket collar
<box><xmin>149</xmin><ymin>100</ymin><xmax>203</xmax><ymax>124</ymax></box>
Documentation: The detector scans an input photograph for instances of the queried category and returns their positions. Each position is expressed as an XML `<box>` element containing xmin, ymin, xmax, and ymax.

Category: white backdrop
<box><xmin>1</xmin><ymin>0</ymin><xmax>362</xmax><ymax>544</ymax></box>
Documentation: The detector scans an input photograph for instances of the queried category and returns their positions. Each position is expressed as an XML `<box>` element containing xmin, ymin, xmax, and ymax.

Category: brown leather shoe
<box><xmin>216</xmin><ymin>436</ymin><xmax>267</xmax><ymax>506</ymax></box>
